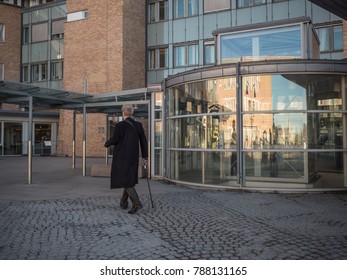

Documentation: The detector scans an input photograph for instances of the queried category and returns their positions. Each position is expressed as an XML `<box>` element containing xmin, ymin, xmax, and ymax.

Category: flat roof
<box><xmin>0</xmin><ymin>80</ymin><xmax>91</xmax><ymax>110</ymax></box>
<box><xmin>0</xmin><ymin>80</ymin><xmax>160</xmax><ymax>117</ymax></box>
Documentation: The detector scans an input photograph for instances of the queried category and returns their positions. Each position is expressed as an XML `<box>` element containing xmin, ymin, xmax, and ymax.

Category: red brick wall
<box><xmin>0</xmin><ymin>4</ymin><xmax>21</xmax><ymax>111</ymax></box>
<box><xmin>58</xmin><ymin>0</ymin><xmax>146</xmax><ymax>157</ymax></box>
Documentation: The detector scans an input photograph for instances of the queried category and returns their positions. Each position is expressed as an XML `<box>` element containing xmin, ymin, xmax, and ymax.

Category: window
<box><xmin>22</xmin><ymin>26</ymin><xmax>29</xmax><ymax>44</ymax></box>
<box><xmin>148</xmin><ymin>0</ymin><xmax>168</xmax><ymax>23</ymax></box>
<box><xmin>174</xmin><ymin>44</ymin><xmax>198</xmax><ymax>67</ymax></box>
<box><xmin>174</xmin><ymin>0</ymin><xmax>198</xmax><ymax>18</ymax></box>
<box><xmin>237</xmin><ymin>0</ymin><xmax>266</xmax><ymax>8</ymax></box>
<box><xmin>149</xmin><ymin>47</ymin><xmax>168</xmax><ymax>70</ymax></box>
<box><xmin>316</xmin><ymin>24</ymin><xmax>343</xmax><ymax>53</ymax></box>
<box><xmin>204</xmin><ymin>42</ymin><xmax>215</xmax><ymax>65</ymax></box>
<box><xmin>0</xmin><ymin>64</ymin><xmax>4</xmax><ymax>80</ymax></box>
<box><xmin>51</xmin><ymin>19</ymin><xmax>65</xmax><ymax>40</ymax></box>
<box><xmin>32</xmin><ymin>23</ymin><xmax>48</xmax><ymax>43</ymax></box>
<box><xmin>22</xmin><ymin>65</ymin><xmax>28</xmax><ymax>82</ymax></box>
<box><xmin>220</xmin><ymin>25</ymin><xmax>301</xmax><ymax>63</ymax></box>
<box><xmin>204</xmin><ymin>0</ymin><xmax>230</xmax><ymax>13</ymax></box>
<box><xmin>67</xmin><ymin>10</ymin><xmax>89</xmax><ymax>22</ymax></box>
<box><xmin>51</xmin><ymin>61</ymin><xmax>63</xmax><ymax>80</ymax></box>
<box><xmin>0</xmin><ymin>24</ymin><xmax>4</xmax><ymax>42</ymax></box>
<box><xmin>31</xmin><ymin>63</ymin><xmax>47</xmax><ymax>81</ymax></box>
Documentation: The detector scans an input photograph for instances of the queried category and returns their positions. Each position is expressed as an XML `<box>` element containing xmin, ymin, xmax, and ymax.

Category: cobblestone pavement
<box><xmin>0</xmin><ymin>157</ymin><xmax>347</xmax><ymax>260</ymax></box>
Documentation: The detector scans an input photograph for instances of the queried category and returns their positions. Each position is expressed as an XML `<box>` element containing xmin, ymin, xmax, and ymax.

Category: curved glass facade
<box><xmin>164</xmin><ymin>61</ymin><xmax>347</xmax><ymax>190</ymax></box>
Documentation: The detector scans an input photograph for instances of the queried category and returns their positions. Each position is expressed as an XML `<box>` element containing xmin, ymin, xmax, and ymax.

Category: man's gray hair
<box><xmin>122</xmin><ymin>104</ymin><xmax>134</xmax><ymax>117</ymax></box>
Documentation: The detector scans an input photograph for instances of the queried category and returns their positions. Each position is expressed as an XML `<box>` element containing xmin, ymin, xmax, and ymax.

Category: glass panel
<box><xmin>169</xmin><ymin>150</ymin><xmax>202</xmax><ymax>183</ymax></box>
<box><xmin>155</xmin><ymin>92</ymin><xmax>163</xmax><ymax>109</ymax></box>
<box><xmin>188</xmin><ymin>0</ymin><xmax>198</xmax><ymax>16</ymax></box>
<box><xmin>188</xmin><ymin>44</ymin><xmax>198</xmax><ymax>65</ymax></box>
<box><xmin>22</xmin><ymin>66</ymin><xmax>28</xmax><ymax>82</ymax></box>
<box><xmin>31</xmin><ymin>8</ymin><xmax>48</xmax><ymax>23</ymax></box>
<box><xmin>34</xmin><ymin>123</ymin><xmax>51</xmax><ymax>155</ymax></box>
<box><xmin>51</xmin><ymin>39</ymin><xmax>64</xmax><ymax>59</ymax></box>
<box><xmin>32</xmin><ymin>65</ymin><xmax>39</xmax><ymax>81</ymax></box>
<box><xmin>221</xmin><ymin>25</ymin><xmax>301</xmax><ymax>63</ymax></box>
<box><xmin>169</xmin><ymin>78</ymin><xmax>237</xmax><ymax>116</ymax></box>
<box><xmin>242</xmin><ymin>75</ymin><xmax>307</xmax><ymax>112</ymax></box>
<box><xmin>149</xmin><ymin>3</ymin><xmax>156</xmax><ymax>22</ymax></box>
<box><xmin>243</xmin><ymin>113</ymin><xmax>307</xmax><ymax>149</ymax></box>
<box><xmin>244</xmin><ymin>151</ymin><xmax>305</xmax><ymax>179</ymax></box>
<box><xmin>41</xmin><ymin>63</ymin><xmax>47</xmax><ymax>80</ymax></box>
<box><xmin>159</xmin><ymin>0</ymin><xmax>168</xmax><ymax>20</ymax></box>
<box><xmin>154</xmin><ymin>120</ymin><xmax>162</xmax><ymax>147</ymax></box>
<box><xmin>333</xmin><ymin>25</ymin><xmax>343</xmax><ymax>51</ymax></box>
<box><xmin>23</xmin><ymin>27</ymin><xmax>29</xmax><ymax>44</ymax></box>
<box><xmin>317</xmin><ymin>27</ymin><xmax>329</xmax><ymax>52</ymax></box>
<box><xmin>204</xmin><ymin>44</ymin><xmax>215</xmax><ymax>64</ymax></box>
<box><xmin>174</xmin><ymin>0</ymin><xmax>185</xmax><ymax>18</ymax></box>
<box><xmin>4</xmin><ymin>123</ymin><xmax>22</xmax><ymax>155</ymax></box>
<box><xmin>149</xmin><ymin>49</ymin><xmax>156</xmax><ymax>69</ymax></box>
<box><xmin>174</xmin><ymin>46</ymin><xmax>186</xmax><ymax>67</ymax></box>
<box><xmin>159</xmin><ymin>48</ymin><xmax>168</xmax><ymax>68</ymax></box>
<box><xmin>154</xmin><ymin>149</ymin><xmax>162</xmax><ymax>175</ymax></box>
<box><xmin>316</xmin><ymin>151</ymin><xmax>344</xmax><ymax>172</ymax></box>
<box><xmin>312</xmin><ymin>112</ymin><xmax>343</xmax><ymax>150</ymax></box>
<box><xmin>51</xmin><ymin>61</ymin><xmax>63</xmax><ymax>80</ymax></box>
<box><xmin>51</xmin><ymin>4</ymin><xmax>66</xmax><ymax>19</ymax></box>
<box><xmin>168</xmin><ymin>114</ymin><xmax>237</xmax><ymax>149</ymax></box>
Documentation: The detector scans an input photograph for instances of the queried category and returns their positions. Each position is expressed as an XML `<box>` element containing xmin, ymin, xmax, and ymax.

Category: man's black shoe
<box><xmin>128</xmin><ymin>205</ymin><xmax>142</xmax><ymax>214</ymax></box>
<box><xmin>120</xmin><ymin>201</ymin><xmax>128</xmax><ymax>209</ymax></box>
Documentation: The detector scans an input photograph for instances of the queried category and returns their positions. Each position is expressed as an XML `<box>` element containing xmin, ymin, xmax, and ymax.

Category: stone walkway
<box><xmin>0</xmin><ymin>157</ymin><xmax>346</xmax><ymax>260</ymax></box>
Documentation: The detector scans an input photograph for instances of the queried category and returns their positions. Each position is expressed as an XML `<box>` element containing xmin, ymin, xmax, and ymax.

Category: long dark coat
<box><xmin>104</xmin><ymin>117</ymin><xmax>148</xmax><ymax>189</ymax></box>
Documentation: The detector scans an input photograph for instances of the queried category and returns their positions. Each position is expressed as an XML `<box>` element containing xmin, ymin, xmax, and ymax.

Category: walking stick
<box><xmin>144</xmin><ymin>164</ymin><xmax>154</xmax><ymax>208</ymax></box>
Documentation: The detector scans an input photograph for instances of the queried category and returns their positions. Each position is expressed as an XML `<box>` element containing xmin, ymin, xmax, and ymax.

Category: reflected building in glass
<box><xmin>162</xmin><ymin>16</ymin><xmax>347</xmax><ymax>190</ymax></box>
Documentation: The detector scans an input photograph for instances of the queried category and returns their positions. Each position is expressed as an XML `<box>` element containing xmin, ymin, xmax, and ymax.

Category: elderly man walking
<box><xmin>104</xmin><ymin>104</ymin><xmax>148</xmax><ymax>214</ymax></box>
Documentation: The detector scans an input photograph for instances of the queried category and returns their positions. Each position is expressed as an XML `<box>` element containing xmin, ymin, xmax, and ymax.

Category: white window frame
<box><xmin>174</xmin><ymin>0</ymin><xmax>198</xmax><ymax>19</ymax></box>
<box><xmin>174</xmin><ymin>44</ymin><xmax>198</xmax><ymax>67</ymax></box>
<box><xmin>51</xmin><ymin>61</ymin><xmax>63</xmax><ymax>80</ymax></box>
<box><xmin>22</xmin><ymin>65</ymin><xmax>29</xmax><ymax>82</ymax></box>
<box><xmin>149</xmin><ymin>47</ymin><xmax>168</xmax><ymax>70</ymax></box>
<box><xmin>31</xmin><ymin>63</ymin><xmax>47</xmax><ymax>82</ymax></box>
<box><xmin>204</xmin><ymin>41</ymin><xmax>215</xmax><ymax>65</ymax></box>
<box><xmin>148</xmin><ymin>0</ymin><xmax>168</xmax><ymax>23</ymax></box>
<box><xmin>315</xmin><ymin>23</ymin><xmax>343</xmax><ymax>53</ymax></box>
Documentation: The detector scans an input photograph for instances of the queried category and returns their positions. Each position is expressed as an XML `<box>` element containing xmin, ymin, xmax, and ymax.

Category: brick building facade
<box><xmin>0</xmin><ymin>3</ymin><xmax>21</xmax><ymax>111</ymax></box>
<box><xmin>58</xmin><ymin>0</ymin><xmax>146</xmax><ymax>157</ymax></box>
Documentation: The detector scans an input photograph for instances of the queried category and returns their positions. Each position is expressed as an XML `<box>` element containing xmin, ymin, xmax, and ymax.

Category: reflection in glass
<box><xmin>169</xmin><ymin>150</ymin><xmax>202</xmax><ymax>183</ymax></box>
<box><xmin>169</xmin><ymin>114</ymin><xmax>237</xmax><ymax>149</ymax></box>
<box><xmin>166</xmin><ymin>73</ymin><xmax>346</xmax><ymax>188</ymax></box>
<box><xmin>169</xmin><ymin>78</ymin><xmax>237</xmax><ymax>116</ymax></box>
<box><xmin>244</xmin><ymin>151</ymin><xmax>305</xmax><ymax>179</ymax></box>
<box><xmin>243</xmin><ymin>113</ymin><xmax>307</xmax><ymax>149</ymax></box>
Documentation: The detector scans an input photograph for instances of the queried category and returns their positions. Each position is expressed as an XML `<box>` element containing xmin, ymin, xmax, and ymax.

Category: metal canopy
<box><xmin>0</xmin><ymin>80</ymin><xmax>159</xmax><ymax>184</ymax></box>
<box><xmin>0</xmin><ymin>80</ymin><xmax>91</xmax><ymax>109</ymax></box>
<box><xmin>309</xmin><ymin>0</ymin><xmax>347</xmax><ymax>20</ymax></box>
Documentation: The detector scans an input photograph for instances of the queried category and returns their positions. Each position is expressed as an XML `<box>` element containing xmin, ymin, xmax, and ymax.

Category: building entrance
<box><xmin>3</xmin><ymin>122</ymin><xmax>22</xmax><ymax>155</ymax></box>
